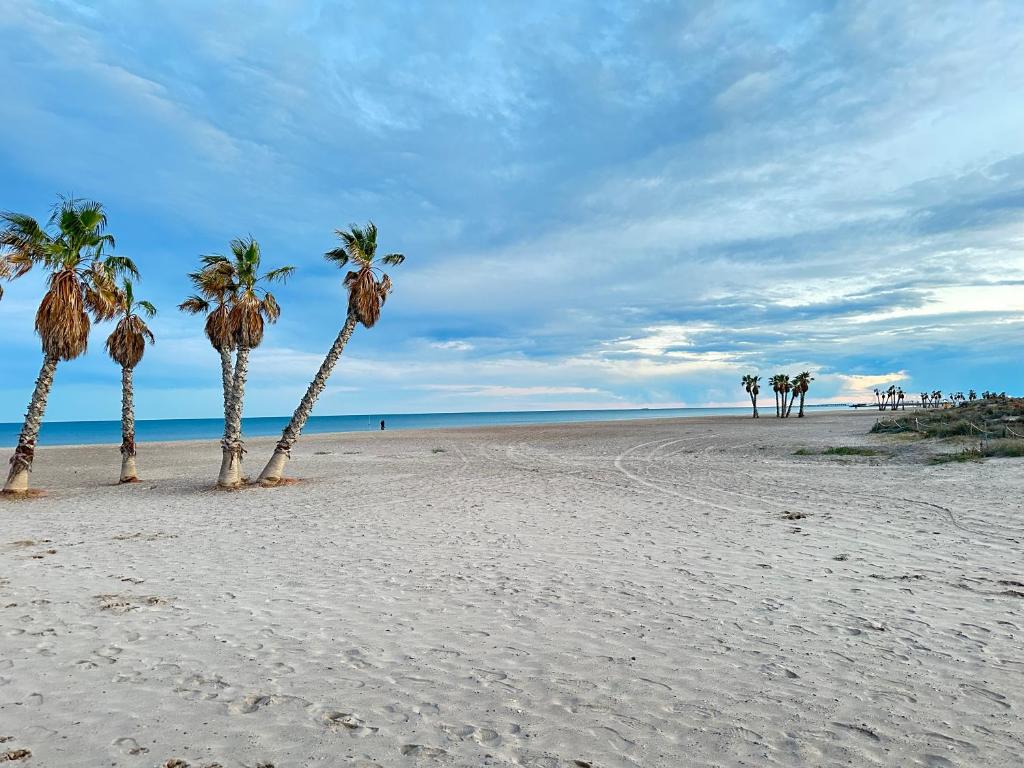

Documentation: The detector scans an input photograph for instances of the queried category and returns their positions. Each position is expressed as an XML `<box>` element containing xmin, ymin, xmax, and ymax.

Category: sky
<box><xmin>1</xmin><ymin>0</ymin><xmax>1022</xmax><ymax>423</ymax></box>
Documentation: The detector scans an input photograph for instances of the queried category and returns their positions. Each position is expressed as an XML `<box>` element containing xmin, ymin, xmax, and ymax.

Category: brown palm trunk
<box><xmin>4</xmin><ymin>355</ymin><xmax>58</xmax><ymax>494</ymax></box>
<box><xmin>259</xmin><ymin>313</ymin><xmax>358</xmax><ymax>484</ymax></box>
<box><xmin>797</xmin><ymin>390</ymin><xmax>806</xmax><ymax>417</ymax></box>
<box><xmin>218</xmin><ymin>346</ymin><xmax>249</xmax><ymax>488</ymax></box>
<box><xmin>785</xmin><ymin>390</ymin><xmax>796</xmax><ymax>417</ymax></box>
<box><xmin>751</xmin><ymin>392</ymin><xmax>758</xmax><ymax>418</ymax></box>
<box><xmin>119</xmin><ymin>366</ymin><xmax>139</xmax><ymax>482</ymax></box>
<box><xmin>775</xmin><ymin>390</ymin><xmax>780</xmax><ymax>417</ymax></box>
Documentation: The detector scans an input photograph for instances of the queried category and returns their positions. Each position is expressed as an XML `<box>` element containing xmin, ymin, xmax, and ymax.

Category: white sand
<box><xmin>1</xmin><ymin>411</ymin><xmax>1022</xmax><ymax>767</ymax></box>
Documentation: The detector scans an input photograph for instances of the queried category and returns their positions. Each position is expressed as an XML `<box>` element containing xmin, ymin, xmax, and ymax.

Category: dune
<box><xmin>0</xmin><ymin>410</ymin><xmax>1021</xmax><ymax>767</ymax></box>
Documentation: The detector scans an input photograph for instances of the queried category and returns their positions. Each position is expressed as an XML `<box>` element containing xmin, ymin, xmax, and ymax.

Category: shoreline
<box><xmin>14</xmin><ymin>407</ymin><xmax>868</xmax><ymax>452</ymax></box>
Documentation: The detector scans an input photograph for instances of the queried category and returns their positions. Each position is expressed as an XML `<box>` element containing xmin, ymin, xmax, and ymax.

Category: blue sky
<box><xmin>1</xmin><ymin>0</ymin><xmax>1022</xmax><ymax>422</ymax></box>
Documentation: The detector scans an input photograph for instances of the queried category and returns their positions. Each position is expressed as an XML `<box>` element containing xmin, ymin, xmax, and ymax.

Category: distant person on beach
<box><xmin>380</xmin><ymin>419</ymin><xmax>386</xmax><ymax>431</ymax></box>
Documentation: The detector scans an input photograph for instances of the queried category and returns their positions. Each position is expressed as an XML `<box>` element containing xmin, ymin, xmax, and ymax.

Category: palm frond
<box><xmin>103</xmin><ymin>255</ymin><xmax>140</xmax><ymax>280</ymax></box>
<box><xmin>137</xmin><ymin>300</ymin><xmax>157</xmax><ymax>318</ymax></box>
<box><xmin>263</xmin><ymin>265</ymin><xmax>295</xmax><ymax>284</ymax></box>
<box><xmin>380</xmin><ymin>253</ymin><xmax>404</xmax><ymax>266</ymax></box>
<box><xmin>179</xmin><ymin>295</ymin><xmax>210</xmax><ymax>314</ymax></box>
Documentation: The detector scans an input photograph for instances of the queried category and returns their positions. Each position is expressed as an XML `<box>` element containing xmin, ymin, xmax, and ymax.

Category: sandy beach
<box><xmin>1</xmin><ymin>410</ymin><xmax>1022</xmax><ymax>767</ymax></box>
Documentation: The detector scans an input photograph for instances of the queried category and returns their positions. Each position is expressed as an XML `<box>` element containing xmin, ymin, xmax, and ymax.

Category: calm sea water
<box><xmin>0</xmin><ymin>405</ymin><xmax>850</xmax><ymax>448</ymax></box>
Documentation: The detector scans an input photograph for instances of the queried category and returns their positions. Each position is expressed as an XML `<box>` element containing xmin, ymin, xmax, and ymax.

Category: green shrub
<box><xmin>822</xmin><ymin>446</ymin><xmax>883</xmax><ymax>456</ymax></box>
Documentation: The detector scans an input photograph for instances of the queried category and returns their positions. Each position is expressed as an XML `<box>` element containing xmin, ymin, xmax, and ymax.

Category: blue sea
<box><xmin>0</xmin><ymin>405</ymin><xmax>851</xmax><ymax>448</ymax></box>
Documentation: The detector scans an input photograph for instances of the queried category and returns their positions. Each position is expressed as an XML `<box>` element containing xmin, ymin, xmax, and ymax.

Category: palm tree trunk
<box><xmin>218</xmin><ymin>346</ymin><xmax>249</xmax><ymax>488</ymax></box>
<box><xmin>752</xmin><ymin>393</ymin><xmax>758</xmax><ymax>418</ymax></box>
<box><xmin>4</xmin><ymin>355</ymin><xmax>58</xmax><ymax>494</ymax></box>
<box><xmin>785</xmin><ymin>391</ymin><xmax>796</xmax><ymax>417</ymax></box>
<box><xmin>750</xmin><ymin>393</ymin><xmax>758</xmax><ymax>418</ymax></box>
<box><xmin>119</xmin><ymin>366</ymin><xmax>139</xmax><ymax>483</ymax></box>
<box><xmin>219</xmin><ymin>345</ymin><xmax>233</xmax><ymax>424</ymax></box>
<box><xmin>259</xmin><ymin>314</ymin><xmax>358</xmax><ymax>485</ymax></box>
<box><xmin>798</xmin><ymin>391</ymin><xmax>806</xmax><ymax>417</ymax></box>
<box><xmin>775</xmin><ymin>391</ymin><xmax>780</xmax><ymax>417</ymax></box>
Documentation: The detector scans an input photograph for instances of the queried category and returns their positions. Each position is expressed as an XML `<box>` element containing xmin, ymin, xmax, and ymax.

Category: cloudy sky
<box><xmin>1</xmin><ymin>0</ymin><xmax>1022</xmax><ymax>422</ymax></box>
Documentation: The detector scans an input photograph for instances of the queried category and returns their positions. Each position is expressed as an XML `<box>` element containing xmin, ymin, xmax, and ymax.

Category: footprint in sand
<box><xmin>321</xmin><ymin>711</ymin><xmax>379</xmax><ymax>736</ymax></box>
<box><xmin>112</xmin><ymin>737</ymin><xmax>149</xmax><ymax>755</ymax></box>
<box><xmin>399</xmin><ymin>744</ymin><xmax>448</xmax><ymax>759</ymax></box>
<box><xmin>439</xmin><ymin>723</ymin><xmax>502</xmax><ymax>747</ymax></box>
<box><xmin>229</xmin><ymin>694</ymin><xmax>272</xmax><ymax>714</ymax></box>
<box><xmin>959</xmin><ymin>683</ymin><xmax>1010</xmax><ymax>709</ymax></box>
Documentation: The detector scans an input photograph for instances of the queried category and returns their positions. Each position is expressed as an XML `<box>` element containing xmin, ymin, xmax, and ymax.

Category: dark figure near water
<box><xmin>380</xmin><ymin>419</ymin><xmax>386</xmax><ymax>431</ymax></box>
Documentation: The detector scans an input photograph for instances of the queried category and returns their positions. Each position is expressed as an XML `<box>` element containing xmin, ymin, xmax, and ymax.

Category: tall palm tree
<box><xmin>0</xmin><ymin>197</ymin><xmax>136</xmax><ymax>494</ymax></box>
<box><xmin>770</xmin><ymin>375</ymin><xmax>782</xmax><ymax>417</ymax></box>
<box><xmin>793</xmin><ymin>371</ymin><xmax>814</xmax><ymax>417</ymax></box>
<box><xmin>741</xmin><ymin>374</ymin><xmax>761</xmax><ymax>419</ymax></box>
<box><xmin>105</xmin><ymin>280</ymin><xmax>156</xmax><ymax>483</ymax></box>
<box><xmin>779</xmin><ymin>374</ymin><xmax>794</xmax><ymax>417</ymax></box>
<box><xmin>179</xmin><ymin>257</ymin><xmax>239</xmax><ymax>426</ymax></box>
<box><xmin>217</xmin><ymin>237</ymin><xmax>293</xmax><ymax>488</ymax></box>
<box><xmin>259</xmin><ymin>223</ymin><xmax>404</xmax><ymax>485</ymax></box>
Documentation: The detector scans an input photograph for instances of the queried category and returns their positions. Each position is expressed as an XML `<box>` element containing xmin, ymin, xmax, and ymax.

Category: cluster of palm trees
<box><xmin>0</xmin><ymin>196</ymin><xmax>404</xmax><ymax>495</ymax></box>
<box><xmin>873</xmin><ymin>386</ymin><xmax>906</xmax><ymax>411</ymax></box>
<box><xmin>741</xmin><ymin>372</ymin><xmax>814</xmax><ymax>418</ymax></box>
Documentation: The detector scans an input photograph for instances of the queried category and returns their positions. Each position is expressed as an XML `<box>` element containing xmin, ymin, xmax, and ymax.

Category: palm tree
<box><xmin>179</xmin><ymin>256</ymin><xmax>239</xmax><ymax>428</ymax></box>
<box><xmin>216</xmin><ymin>237</ymin><xmax>294</xmax><ymax>488</ymax></box>
<box><xmin>896</xmin><ymin>387</ymin><xmax>905</xmax><ymax>410</ymax></box>
<box><xmin>259</xmin><ymin>223</ymin><xmax>404</xmax><ymax>485</ymax></box>
<box><xmin>769</xmin><ymin>375</ymin><xmax>781</xmax><ymax>417</ymax></box>
<box><xmin>105</xmin><ymin>280</ymin><xmax>155</xmax><ymax>483</ymax></box>
<box><xmin>968</xmin><ymin>389</ymin><xmax>977</xmax><ymax>402</ymax></box>
<box><xmin>741</xmin><ymin>374</ymin><xmax>761</xmax><ymax>419</ymax></box>
<box><xmin>779</xmin><ymin>374</ymin><xmax>794</xmax><ymax>417</ymax></box>
<box><xmin>793</xmin><ymin>371</ymin><xmax>814</xmax><ymax>417</ymax></box>
<box><xmin>0</xmin><ymin>197</ymin><xmax>136</xmax><ymax>494</ymax></box>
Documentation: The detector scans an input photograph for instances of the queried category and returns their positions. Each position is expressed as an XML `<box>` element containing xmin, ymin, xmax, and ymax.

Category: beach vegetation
<box><xmin>212</xmin><ymin>237</ymin><xmax>294</xmax><ymax>488</ymax></box>
<box><xmin>0</xmin><ymin>197</ymin><xmax>137</xmax><ymax>494</ymax></box>
<box><xmin>741</xmin><ymin>374</ymin><xmax>761</xmax><ymax>418</ymax></box>
<box><xmin>822</xmin><ymin>446</ymin><xmax>883</xmax><ymax>456</ymax></box>
<box><xmin>179</xmin><ymin>255</ymin><xmax>239</xmax><ymax>431</ymax></box>
<box><xmin>105</xmin><ymin>280</ymin><xmax>156</xmax><ymax>483</ymax></box>
<box><xmin>258</xmin><ymin>222</ymin><xmax>404</xmax><ymax>485</ymax></box>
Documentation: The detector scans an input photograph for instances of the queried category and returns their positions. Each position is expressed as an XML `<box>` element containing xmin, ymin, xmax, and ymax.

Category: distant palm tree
<box><xmin>770</xmin><ymin>375</ymin><xmax>783</xmax><ymax>417</ymax></box>
<box><xmin>874</xmin><ymin>388</ymin><xmax>885</xmax><ymax>411</ymax></box>
<box><xmin>179</xmin><ymin>256</ymin><xmax>238</xmax><ymax>427</ymax></box>
<box><xmin>259</xmin><ymin>223</ymin><xmax>404</xmax><ymax>484</ymax></box>
<box><xmin>105</xmin><ymin>280</ymin><xmax>156</xmax><ymax>483</ymax></box>
<box><xmin>793</xmin><ymin>371</ymin><xmax>814</xmax><ymax>417</ymax></box>
<box><xmin>932</xmin><ymin>390</ymin><xmax>942</xmax><ymax>408</ymax></box>
<box><xmin>896</xmin><ymin>387</ymin><xmax>905</xmax><ymax>410</ymax></box>
<box><xmin>968</xmin><ymin>389</ymin><xmax>977</xmax><ymax>402</ymax></box>
<box><xmin>779</xmin><ymin>374</ymin><xmax>794</xmax><ymax>417</ymax></box>
<box><xmin>741</xmin><ymin>374</ymin><xmax>761</xmax><ymax>419</ymax></box>
<box><xmin>0</xmin><ymin>197</ymin><xmax>136</xmax><ymax>493</ymax></box>
<box><xmin>216</xmin><ymin>237</ymin><xmax>294</xmax><ymax>488</ymax></box>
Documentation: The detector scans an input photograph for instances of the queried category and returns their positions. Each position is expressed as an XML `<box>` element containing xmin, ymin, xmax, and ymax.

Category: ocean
<box><xmin>0</xmin><ymin>405</ymin><xmax>850</xmax><ymax>448</ymax></box>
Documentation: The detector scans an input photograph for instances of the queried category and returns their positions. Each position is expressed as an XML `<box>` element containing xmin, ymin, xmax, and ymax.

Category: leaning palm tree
<box><xmin>179</xmin><ymin>257</ymin><xmax>238</xmax><ymax>426</ymax></box>
<box><xmin>793</xmin><ymin>371</ymin><xmax>814</xmax><ymax>417</ymax></box>
<box><xmin>1</xmin><ymin>197</ymin><xmax>136</xmax><ymax>494</ymax></box>
<box><xmin>218</xmin><ymin>237</ymin><xmax>293</xmax><ymax>488</ymax></box>
<box><xmin>259</xmin><ymin>222</ymin><xmax>404</xmax><ymax>485</ymax></box>
<box><xmin>105</xmin><ymin>280</ymin><xmax>156</xmax><ymax>483</ymax></box>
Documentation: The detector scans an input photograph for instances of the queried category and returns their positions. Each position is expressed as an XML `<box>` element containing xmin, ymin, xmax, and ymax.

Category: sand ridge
<box><xmin>0</xmin><ymin>411</ymin><xmax>1022</xmax><ymax>766</ymax></box>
